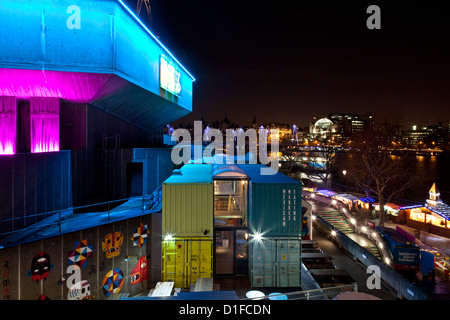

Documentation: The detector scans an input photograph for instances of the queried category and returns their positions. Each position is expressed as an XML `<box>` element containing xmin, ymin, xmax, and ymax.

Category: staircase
<box><xmin>364</xmin><ymin>245</ymin><xmax>382</xmax><ymax>260</ymax></box>
<box><xmin>317</xmin><ymin>211</ymin><xmax>354</xmax><ymax>234</ymax></box>
<box><xmin>315</xmin><ymin>210</ymin><xmax>382</xmax><ymax>260</ymax></box>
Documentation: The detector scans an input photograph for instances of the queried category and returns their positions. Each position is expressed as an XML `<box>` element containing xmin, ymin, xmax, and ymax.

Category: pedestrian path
<box><xmin>315</xmin><ymin>210</ymin><xmax>354</xmax><ymax>234</ymax></box>
<box><xmin>314</xmin><ymin>210</ymin><xmax>381</xmax><ymax>260</ymax></box>
<box><xmin>364</xmin><ymin>245</ymin><xmax>382</xmax><ymax>259</ymax></box>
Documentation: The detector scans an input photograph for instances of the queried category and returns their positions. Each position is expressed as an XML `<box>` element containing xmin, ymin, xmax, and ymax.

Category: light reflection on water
<box><xmin>290</xmin><ymin>152</ymin><xmax>450</xmax><ymax>204</ymax></box>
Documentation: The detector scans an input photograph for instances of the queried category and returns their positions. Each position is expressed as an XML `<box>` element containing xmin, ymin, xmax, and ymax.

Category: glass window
<box><xmin>214</xmin><ymin>180</ymin><xmax>248</xmax><ymax>227</ymax></box>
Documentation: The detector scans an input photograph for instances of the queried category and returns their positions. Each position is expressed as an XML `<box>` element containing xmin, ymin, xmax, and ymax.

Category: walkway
<box><xmin>311</xmin><ymin>225</ymin><xmax>398</xmax><ymax>300</ymax></box>
<box><xmin>307</xmin><ymin>190</ymin><xmax>450</xmax><ymax>299</ymax></box>
<box><xmin>312</xmin><ymin>207</ymin><xmax>382</xmax><ymax>260</ymax></box>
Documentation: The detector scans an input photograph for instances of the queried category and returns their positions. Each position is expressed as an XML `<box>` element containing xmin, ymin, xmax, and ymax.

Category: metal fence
<box><xmin>313</xmin><ymin>215</ymin><xmax>428</xmax><ymax>300</ymax></box>
<box><xmin>242</xmin><ymin>284</ymin><xmax>357</xmax><ymax>300</ymax></box>
<box><xmin>0</xmin><ymin>186</ymin><xmax>162</xmax><ymax>240</ymax></box>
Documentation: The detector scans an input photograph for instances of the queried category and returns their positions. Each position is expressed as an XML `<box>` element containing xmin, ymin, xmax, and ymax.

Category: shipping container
<box><xmin>162</xmin><ymin>164</ymin><xmax>214</xmax><ymax>237</ymax></box>
<box><xmin>250</xmin><ymin>237</ymin><xmax>301</xmax><ymax>287</ymax></box>
<box><xmin>161</xmin><ymin>237</ymin><xmax>213</xmax><ymax>289</ymax></box>
<box><xmin>238</xmin><ymin>164</ymin><xmax>302</xmax><ymax>237</ymax></box>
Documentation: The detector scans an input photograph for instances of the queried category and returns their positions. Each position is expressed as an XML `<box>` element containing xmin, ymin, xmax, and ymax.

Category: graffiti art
<box><xmin>27</xmin><ymin>251</ymin><xmax>54</xmax><ymax>283</ymax></box>
<box><xmin>131</xmin><ymin>255</ymin><xmax>149</xmax><ymax>285</ymax></box>
<box><xmin>68</xmin><ymin>280</ymin><xmax>91</xmax><ymax>300</ymax></box>
<box><xmin>102</xmin><ymin>269</ymin><xmax>124</xmax><ymax>297</ymax></box>
<box><xmin>102</xmin><ymin>231</ymin><xmax>124</xmax><ymax>259</ymax></box>
<box><xmin>131</xmin><ymin>223</ymin><xmax>149</xmax><ymax>248</ymax></box>
<box><xmin>68</xmin><ymin>239</ymin><xmax>93</xmax><ymax>268</ymax></box>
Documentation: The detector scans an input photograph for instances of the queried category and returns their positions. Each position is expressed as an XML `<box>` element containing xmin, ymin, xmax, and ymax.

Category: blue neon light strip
<box><xmin>398</xmin><ymin>204</ymin><xmax>423</xmax><ymax>210</ymax></box>
<box><xmin>426</xmin><ymin>205</ymin><xmax>450</xmax><ymax>220</ymax></box>
<box><xmin>116</xmin><ymin>0</ymin><xmax>196</xmax><ymax>82</ymax></box>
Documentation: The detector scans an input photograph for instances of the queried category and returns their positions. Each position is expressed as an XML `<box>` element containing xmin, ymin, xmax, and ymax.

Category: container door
<box><xmin>214</xmin><ymin>229</ymin><xmax>249</xmax><ymax>276</ymax></box>
<box><xmin>188</xmin><ymin>239</ymin><xmax>213</xmax><ymax>286</ymax></box>
<box><xmin>162</xmin><ymin>238</ymin><xmax>213</xmax><ymax>289</ymax></box>
<box><xmin>215</xmin><ymin>230</ymin><xmax>235</xmax><ymax>275</ymax></box>
<box><xmin>277</xmin><ymin>239</ymin><xmax>301</xmax><ymax>287</ymax></box>
<box><xmin>250</xmin><ymin>238</ymin><xmax>276</xmax><ymax>287</ymax></box>
<box><xmin>236</xmin><ymin>230</ymin><xmax>249</xmax><ymax>275</ymax></box>
<box><xmin>161</xmin><ymin>239</ymin><xmax>186</xmax><ymax>288</ymax></box>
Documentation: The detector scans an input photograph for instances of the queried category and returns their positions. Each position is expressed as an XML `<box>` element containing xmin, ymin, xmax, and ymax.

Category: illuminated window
<box><xmin>0</xmin><ymin>96</ymin><xmax>17</xmax><ymax>155</ymax></box>
<box><xmin>30</xmin><ymin>98</ymin><xmax>60</xmax><ymax>153</ymax></box>
<box><xmin>213</xmin><ymin>180</ymin><xmax>248</xmax><ymax>227</ymax></box>
<box><xmin>409</xmin><ymin>208</ymin><xmax>425</xmax><ymax>223</ymax></box>
<box><xmin>428</xmin><ymin>213</ymin><xmax>446</xmax><ymax>228</ymax></box>
<box><xmin>160</xmin><ymin>55</ymin><xmax>181</xmax><ymax>96</ymax></box>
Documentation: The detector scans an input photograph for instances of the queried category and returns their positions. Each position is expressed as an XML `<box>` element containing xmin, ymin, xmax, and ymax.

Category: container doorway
<box><xmin>214</xmin><ymin>229</ymin><xmax>248</xmax><ymax>276</ymax></box>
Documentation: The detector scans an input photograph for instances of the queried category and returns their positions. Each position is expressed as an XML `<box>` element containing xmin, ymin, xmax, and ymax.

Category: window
<box><xmin>30</xmin><ymin>98</ymin><xmax>60</xmax><ymax>153</ymax></box>
<box><xmin>214</xmin><ymin>180</ymin><xmax>248</xmax><ymax>227</ymax></box>
<box><xmin>0</xmin><ymin>96</ymin><xmax>17</xmax><ymax>155</ymax></box>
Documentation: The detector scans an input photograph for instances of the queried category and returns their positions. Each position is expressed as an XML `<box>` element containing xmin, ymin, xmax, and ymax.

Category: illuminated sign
<box><xmin>160</xmin><ymin>55</ymin><xmax>181</xmax><ymax>96</ymax></box>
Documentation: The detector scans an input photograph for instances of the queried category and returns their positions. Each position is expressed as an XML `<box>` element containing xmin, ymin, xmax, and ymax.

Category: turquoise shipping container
<box><xmin>250</xmin><ymin>237</ymin><xmax>301</xmax><ymax>287</ymax></box>
<box><xmin>238</xmin><ymin>164</ymin><xmax>302</xmax><ymax>237</ymax></box>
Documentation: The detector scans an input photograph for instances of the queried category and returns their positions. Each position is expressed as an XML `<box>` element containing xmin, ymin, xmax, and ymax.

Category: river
<box><xmin>291</xmin><ymin>151</ymin><xmax>450</xmax><ymax>205</ymax></box>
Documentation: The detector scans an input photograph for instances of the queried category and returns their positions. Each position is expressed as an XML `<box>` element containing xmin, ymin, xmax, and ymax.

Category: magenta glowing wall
<box><xmin>0</xmin><ymin>96</ymin><xmax>17</xmax><ymax>155</ymax></box>
<box><xmin>30</xmin><ymin>98</ymin><xmax>60</xmax><ymax>153</ymax></box>
<box><xmin>0</xmin><ymin>68</ymin><xmax>117</xmax><ymax>102</ymax></box>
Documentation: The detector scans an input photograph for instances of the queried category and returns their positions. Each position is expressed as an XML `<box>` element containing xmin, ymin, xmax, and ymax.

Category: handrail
<box><xmin>0</xmin><ymin>186</ymin><xmax>163</xmax><ymax>238</ymax></box>
<box><xmin>241</xmin><ymin>283</ymin><xmax>357</xmax><ymax>300</ymax></box>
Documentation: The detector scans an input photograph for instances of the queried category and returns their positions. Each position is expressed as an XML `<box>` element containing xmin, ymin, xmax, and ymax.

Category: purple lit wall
<box><xmin>30</xmin><ymin>98</ymin><xmax>60</xmax><ymax>153</ymax></box>
<box><xmin>0</xmin><ymin>68</ymin><xmax>118</xmax><ymax>102</ymax></box>
<box><xmin>0</xmin><ymin>96</ymin><xmax>17</xmax><ymax>155</ymax></box>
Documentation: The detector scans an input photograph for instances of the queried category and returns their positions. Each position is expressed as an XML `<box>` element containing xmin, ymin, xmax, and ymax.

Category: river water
<box><xmin>292</xmin><ymin>151</ymin><xmax>450</xmax><ymax>205</ymax></box>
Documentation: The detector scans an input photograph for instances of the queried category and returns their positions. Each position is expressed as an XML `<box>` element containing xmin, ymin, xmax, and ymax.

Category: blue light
<box><xmin>116</xmin><ymin>0</ymin><xmax>196</xmax><ymax>82</ymax></box>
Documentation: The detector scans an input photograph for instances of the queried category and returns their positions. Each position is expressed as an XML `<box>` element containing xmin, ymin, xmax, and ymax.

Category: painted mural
<box><xmin>131</xmin><ymin>223</ymin><xmax>149</xmax><ymax>248</ymax></box>
<box><xmin>102</xmin><ymin>269</ymin><xmax>124</xmax><ymax>297</ymax></box>
<box><xmin>1</xmin><ymin>255</ymin><xmax>11</xmax><ymax>300</ymax></box>
<box><xmin>68</xmin><ymin>280</ymin><xmax>91</xmax><ymax>300</ymax></box>
<box><xmin>27</xmin><ymin>251</ymin><xmax>54</xmax><ymax>283</ymax></box>
<box><xmin>102</xmin><ymin>231</ymin><xmax>124</xmax><ymax>259</ymax></box>
<box><xmin>0</xmin><ymin>215</ymin><xmax>153</xmax><ymax>300</ymax></box>
<box><xmin>68</xmin><ymin>239</ymin><xmax>93</xmax><ymax>268</ymax></box>
<box><xmin>131</xmin><ymin>256</ymin><xmax>149</xmax><ymax>285</ymax></box>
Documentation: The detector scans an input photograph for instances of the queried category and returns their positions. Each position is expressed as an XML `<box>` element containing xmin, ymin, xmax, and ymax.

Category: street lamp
<box><xmin>342</xmin><ymin>170</ymin><xmax>347</xmax><ymax>191</ymax></box>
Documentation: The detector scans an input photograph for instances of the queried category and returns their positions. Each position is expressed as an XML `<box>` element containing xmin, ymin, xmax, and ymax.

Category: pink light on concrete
<box><xmin>0</xmin><ymin>68</ymin><xmax>119</xmax><ymax>102</ymax></box>
<box><xmin>0</xmin><ymin>96</ymin><xmax>17</xmax><ymax>155</ymax></box>
<box><xmin>30</xmin><ymin>97</ymin><xmax>60</xmax><ymax>153</ymax></box>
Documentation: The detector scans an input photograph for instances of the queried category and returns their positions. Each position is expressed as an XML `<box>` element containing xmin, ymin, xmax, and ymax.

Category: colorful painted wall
<box><xmin>0</xmin><ymin>214</ymin><xmax>160</xmax><ymax>300</ymax></box>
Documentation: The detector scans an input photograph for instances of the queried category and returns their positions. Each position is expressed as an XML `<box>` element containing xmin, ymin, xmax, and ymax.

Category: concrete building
<box><xmin>0</xmin><ymin>0</ymin><xmax>195</xmax><ymax>300</ymax></box>
<box><xmin>0</xmin><ymin>0</ymin><xmax>194</xmax><ymax>236</ymax></box>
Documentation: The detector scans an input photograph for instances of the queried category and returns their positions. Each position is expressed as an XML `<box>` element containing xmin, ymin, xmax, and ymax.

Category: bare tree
<box><xmin>347</xmin><ymin>134</ymin><xmax>416</xmax><ymax>226</ymax></box>
<box><xmin>137</xmin><ymin>0</ymin><xmax>152</xmax><ymax>24</ymax></box>
<box><xmin>279</xmin><ymin>140</ymin><xmax>300</xmax><ymax>176</ymax></box>
<box><xmin>305</xmin><ymin>146</ymin><xmax>337</xmax><ymax>188</ymax></box>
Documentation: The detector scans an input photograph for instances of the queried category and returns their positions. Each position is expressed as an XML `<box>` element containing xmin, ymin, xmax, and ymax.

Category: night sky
<box><xmin>123</xmin><ymin>0</ymin><xmax>450</xmax><ymax>128</ymax></box>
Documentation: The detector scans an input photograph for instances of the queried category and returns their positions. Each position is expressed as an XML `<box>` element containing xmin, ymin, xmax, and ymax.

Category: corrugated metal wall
<box><xmin>0</xmin><ymin>151</ymin><xmax>72</xmax><ymax>236</ymax></box>
<box><xmin>162</xmin><ymin>183</ymin><xmax>213</xmax><ymax>237</ymax></box>
<box><xmin>161</xmin><ymin>237</ymin><xmax>212</xmax><ymax>288</ymax></box>
<box><xmin>250</xmin><ymin>237</ymin><xmax>301</xmax><ymax>287</ymax></box>
<box><xmin>249</xmin><ymin>183</ymin><xmax>302</xmax><ymax>237</ymax></box>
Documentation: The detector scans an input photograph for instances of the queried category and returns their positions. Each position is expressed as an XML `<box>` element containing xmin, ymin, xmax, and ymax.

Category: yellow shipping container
<box><xmin>162</xmin><ymin>164</ymin><xmax>214</xmax><ymax>237</ymax></box>
<box><xmin>162</xmin><ymin>237</ymin><xmax>213</xmax><ymax>288</ymax></box>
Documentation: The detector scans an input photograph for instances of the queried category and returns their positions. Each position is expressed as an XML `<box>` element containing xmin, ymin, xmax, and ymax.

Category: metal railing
<box><xmin>0</xmin><ymin>186</ymin><xmax>162</xmax><ymax>240</ymax></box>
<box><xmin>242</xmin><ymin>283</ymin><xmax>357</xmax><ymax>300</ymax></box>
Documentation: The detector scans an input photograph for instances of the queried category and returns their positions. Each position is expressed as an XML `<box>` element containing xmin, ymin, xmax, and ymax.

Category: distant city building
<box><xmin>308</xmin><ymin>112</ymin><xmax>373</xmax><ymax>144</ymax></box>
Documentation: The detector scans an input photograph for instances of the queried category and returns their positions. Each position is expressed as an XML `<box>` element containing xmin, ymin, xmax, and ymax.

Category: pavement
<box><xmin>310</xmin><ymin>224</ymin><xmax>398</xmax><ymax>300</ymax></box>
<box><xmin>307</xmin><ymin>192</ymin><xmax>450</xmax><ymax>299</ymax></box>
